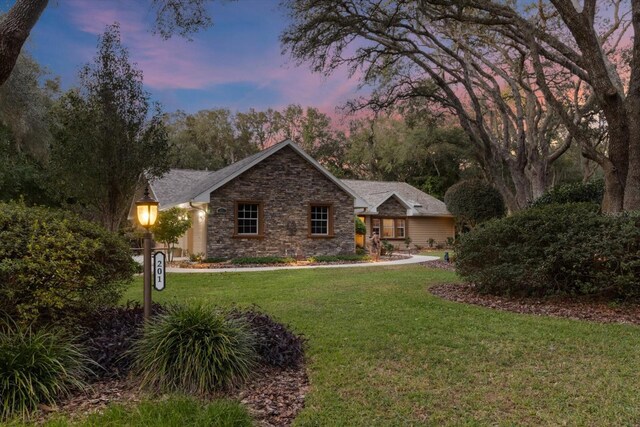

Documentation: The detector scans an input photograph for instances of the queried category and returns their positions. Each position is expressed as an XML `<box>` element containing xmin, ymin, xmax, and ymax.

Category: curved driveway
<box><xmin>166</xmin><ymin>254</ymin><xmax>439</xmax><ymax>273</ymax></box>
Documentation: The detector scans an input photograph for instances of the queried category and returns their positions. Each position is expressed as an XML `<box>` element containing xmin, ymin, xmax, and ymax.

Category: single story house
<box><xmin>136</xmin><ymin>140</ymin><xmax>454</xmax><ymax>259</ymax></box>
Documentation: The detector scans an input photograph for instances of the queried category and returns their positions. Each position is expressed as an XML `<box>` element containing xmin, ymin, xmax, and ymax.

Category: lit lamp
<box><xmin>135</xmin><ymin>186</ymin><xmax>159</xmax><ymax>320</ymax></box>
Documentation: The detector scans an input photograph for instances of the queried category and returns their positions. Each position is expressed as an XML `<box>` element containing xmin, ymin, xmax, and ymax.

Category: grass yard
<box><xmin>118</xmin><ymin>265</ymin><xmax>640</xmax><ymax>426</ymax></box>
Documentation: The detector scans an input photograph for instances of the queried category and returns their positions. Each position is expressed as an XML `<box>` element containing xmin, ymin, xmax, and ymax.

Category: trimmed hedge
<box><xmin>0</xmin><ymin>202</ymin><xmax>136</xmax><ymax>326</ymax></box>
<box><xmin>531</xmin><ymin>179</ymin><xmax>604</xmax><ymax>207</ymax></box>
<box><xmin>307</xmin><ymin>254</ymin><xmax>370</xmax><ymax>263</ymax></box>
<box><xmin>455</xmin><ymin>203</ymin><xmax>640</xmax><ymax>299</ymax></box>
<box><xmin>231</xmin><ymin>256</ymin><xmax>295</xmax><ymax>265</ymax></box>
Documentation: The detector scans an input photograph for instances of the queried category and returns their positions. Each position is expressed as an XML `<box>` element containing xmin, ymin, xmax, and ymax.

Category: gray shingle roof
<box><xmin>341</xmin><ymin>179</ymin><xmax>452</xmax><ymax>216</ymax></box>
<box><xmin>149</xmin><ymin>169</ymin><xmax>214</xmax><ymax>208</ymax></box>
<box><xmin>149</xmin><ymin>140</ymin><xmax>365</xmax><ymax>209</ymax></box>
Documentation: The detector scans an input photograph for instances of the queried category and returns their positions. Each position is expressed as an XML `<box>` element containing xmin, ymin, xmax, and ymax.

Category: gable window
<box><xmin>309</xmin><ymin>204</ymin><xmax>333</xmax><ymax>237</ymax></box>
<box><xmin>235</xmin><ymin>202</ymin><xmax>263</xmax><ymax>236</ymax></box>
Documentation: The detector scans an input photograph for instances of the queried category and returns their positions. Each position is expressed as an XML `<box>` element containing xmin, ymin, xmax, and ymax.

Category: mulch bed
<box><xmin>421</xmin><ymin>260</ymin><xmax>455</xmax><ymax>271</ymax></box>
<box><xmin>173</xmin><ymin>255</ymin><xmax>411</xmax><ymax>269</ymax></box>
<box><xmin>430</xmin><ymin>282</ymin><xmax>640</xmax><ymax>325</ymax></box>
<box><xmin>35</xmin><ymin>366</ymin><xmax>309</xmax><ymax>426</ymax></box>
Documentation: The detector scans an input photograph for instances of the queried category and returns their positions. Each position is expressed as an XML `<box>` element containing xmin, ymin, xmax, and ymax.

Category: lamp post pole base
<box><xmin>143</xmin><ymin>231</ymin><xmax>152</xmax><ymax>320</ymax></box>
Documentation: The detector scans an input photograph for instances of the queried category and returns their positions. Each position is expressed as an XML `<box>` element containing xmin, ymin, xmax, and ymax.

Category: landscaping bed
<box><xmin>172</xmin><ymin>254</ymin><xmax>411</xmax><ymax>269</ymax></box>
<box><xmin>430</xmin><ymin>282</ymin><xmax>640</xmax><ymax>325</ymax></box>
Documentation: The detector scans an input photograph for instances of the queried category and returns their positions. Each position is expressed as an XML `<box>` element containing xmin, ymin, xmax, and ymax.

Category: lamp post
<box><xmin>135</xmin><ymin>186</ymin><xmax>159</xmax><ymax>320</ymax></box>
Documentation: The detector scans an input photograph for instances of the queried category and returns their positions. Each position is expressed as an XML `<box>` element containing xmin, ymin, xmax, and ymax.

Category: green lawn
<box><xmin>118</xmin><ymin>265</ymin><xmax>640</xmax><ymax>426</ymax></box>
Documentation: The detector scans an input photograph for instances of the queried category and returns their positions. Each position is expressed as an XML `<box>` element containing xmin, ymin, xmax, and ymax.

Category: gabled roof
<box><xmin>372</xmin><ymin>192</ymin><xmax>414</xmax><ymax>212</ymax></box>
<box><xmin>150</xmin><ymin>140</ymin><xmax>366</xmax><ymax>209</ymax></box>
<box><xmin>149</xmin><ymin>168</ymin><xmax>214</xmax><ymax>210</ymax></box>
<box><xmin>341</xmin><ymin>179</ymin><xmax>452</xmax><ymax>217</ymax></box>
<box><xmin>191</xmin><ymin>140</ymin><xmax>366</xmax><ymax>206</ymax></box>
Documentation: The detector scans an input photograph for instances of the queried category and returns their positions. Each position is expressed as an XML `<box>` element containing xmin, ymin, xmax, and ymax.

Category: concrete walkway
<box><xmin>165</xmin><ymin>254</ymin><xmax>439</xmax><ymax>273</ymax></box>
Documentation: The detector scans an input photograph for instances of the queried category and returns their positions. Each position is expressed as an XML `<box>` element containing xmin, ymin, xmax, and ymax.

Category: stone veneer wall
<box><xmin>376</xmin><ymin>196</ymin><xmax>407</xmax><ymax>217</ymax></box>
<box><xmin>207</xmin><ymin>146</ymin><xmax>355</xmax><ymax>258</ymax></box>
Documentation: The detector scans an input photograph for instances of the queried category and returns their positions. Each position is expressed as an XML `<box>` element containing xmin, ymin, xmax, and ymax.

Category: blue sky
<box><xmin>4</xmin><ymin>0</ymin><xmax>363</xmax><ymax>120</ymax></box>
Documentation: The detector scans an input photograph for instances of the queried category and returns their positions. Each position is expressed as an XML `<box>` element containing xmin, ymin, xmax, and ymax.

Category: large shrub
<box><xmin>444</xmin><ymin>180</ymin><xmax>506</xmax><ymax>227</ymax></box>
<box><xmin>0</xmin><ymin>323</ymin><xmax>92</xmax><ymax>420</ymax></box>
<box><xmin>530</xmin><ymin>179</ymin><xmax>604</xmax><ymax>207</ymax></box>
<box><xmin>229</xmin><ymin>307</ymin><xmax>306</xmax><ymax>369</ymax></box>
<box><xmin>132</xmin><ymin>305</ymin><xmax>256</xmax><ymax>394</ymax></box>
<box><xmin>0</xmin><ymin>202</ymin><xmax>136</xmax><ymax>325</ymax></box>
<box><xmin>456</xmin><ymin>203</ymin><xmax>640</xmax><ymax>298</ymax></box>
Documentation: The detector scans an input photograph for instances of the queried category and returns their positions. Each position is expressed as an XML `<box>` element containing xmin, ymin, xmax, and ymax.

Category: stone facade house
<box><xmin>140</xmin><ymin>140</ymin><xmax>455</xmax><ymax>259</ymax></box>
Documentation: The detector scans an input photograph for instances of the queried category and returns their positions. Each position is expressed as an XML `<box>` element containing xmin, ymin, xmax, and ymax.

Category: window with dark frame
<box><xmin>371</xmin><ymin>217</ymin><xmax>406</xmax><ymax>238</ymax></box>
<box><xmin>395</xmin><ymin>219</ymin><xmax>406</xmax><ymax>238</ymax></box>
<box><xmin>310</xmin><ymin>205</ymin><xmax>330</xmax><ymax>235</ymax></box>
<box><xmin>237</xmin><ymin>203</ymin><xmax>259</xmax><ymax>235</ymax></box>
<box><xmin>372</xmin><ymin>218</ymin><xmax>381</xmax><ymax>235</ymax></box>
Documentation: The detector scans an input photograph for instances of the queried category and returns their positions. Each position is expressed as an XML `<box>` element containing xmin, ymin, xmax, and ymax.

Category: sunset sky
<box><xmin>7</xmin><ymin>0</ymin><xmax>363</xmax><ymax>120</ymax></box>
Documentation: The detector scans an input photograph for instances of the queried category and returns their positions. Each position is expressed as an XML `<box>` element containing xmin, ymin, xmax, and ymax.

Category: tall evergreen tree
<box><xmin>50</xmin><ymin>24</ymin><xmax>170</xmax><ymax>231</ymax></box>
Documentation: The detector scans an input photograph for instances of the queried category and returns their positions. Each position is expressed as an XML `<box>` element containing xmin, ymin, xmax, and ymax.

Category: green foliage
<box><xmin>132</xmin><ymin>305</ymin><xmax>256</xmax><ymax>394</ymax></box>
<box><xmin>204</xmin><ymin>257</ymin><xmax>229</xmax><ymax>263</ymax></box>
<box><xmin>381</xmin><ymin>240</ymin><xmax>395</xmax><ymax>256</ymax></box>
<box><xmin>68</xmin><ymin>397</ymin><xmax>252</xmax><ymax>427</ymax></box>
<box><xmin>0</xmin><ymin>125</ymin><xmax>59</xmax><ymax>206</ymax></box>
<box><xmin>355</xmin><ymin>216</ymin><xmax>366</xmax><ymax>235</ymax></box>
<box><xmin>307</xmin><ymin>254</ymin><xmax>370</xmax><ymax>263</ymax></box>
<box><xmin>49</xmin><ymin>24</ymin><xmax>170</xmax><ymax>231</ymax></box>
<box><xmin>444</xmin><ymin>180</ymin><xmax>506</xmax><ymax>227</ymax></box>
<box><xmin>151</xmin><ymin>207</ymin><xmax>192</xmax><ymax>261</ymax></box>
<box><xmin>530</xmin><ymin>179</ymin><xmax>604</xmax><ymax>207</ymax></box>
<box><xmin>345</xmin><ymin>117</ymin><xmax>478</xmax><ymax>198</ymax></box>
<box><xmin>0</xmin><ymin>323</ymin><xmax>92</xmax><ymax>421</ymax></box>
<box><xmin>456</xmin><ymin>203</ymin><xmax>640</xmax><ymax>298</ymax></box>
<box><xmin>0</xmin><ymin>202</ymin><xmax>136</xmax><ymax>326</ymax></box>
<box><xmin>0</xmin><ymin>52</ymin><xmax>57</xmax><ymax>161</ymax></box>
<box><xmin>166</xmin><ymin>104</ymin><xmax>347</xmax><ymax>173</ymax></box>
<box><xmin>404</xmin><ymin>236</ymin><xmax>412</xmax><ymax>248</ymax></box>
<box><xmin>231</xmin><ymin>256</ymin><xmax>296</xmax><ymax>265</ymax></box>
<box><xmin>189</xmin><ymin>252</ymin><xmax>206</xmax><ymax>262</ymax></box>
<box><xmin>427</xmin><ymin>238</ymin><xmax>435</xmax><ymax>248</ymax></box>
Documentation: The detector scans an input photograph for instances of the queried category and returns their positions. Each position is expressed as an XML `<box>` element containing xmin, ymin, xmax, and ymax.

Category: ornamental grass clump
<box><xmin>132</xmin><ymin>305</ymin><xmax>256</xmax><ymax>394</ymax></box>
<box><xmin>0</xmin><ymin>323</ymin><xmax>92</xmax><ymax>421</ymax></box>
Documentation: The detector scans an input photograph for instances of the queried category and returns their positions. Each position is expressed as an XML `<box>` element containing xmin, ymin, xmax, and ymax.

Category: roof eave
<box><xmin>192</xmin><ymin>140</ymin><xmax>361</xmax><ymax>203</ymax></box>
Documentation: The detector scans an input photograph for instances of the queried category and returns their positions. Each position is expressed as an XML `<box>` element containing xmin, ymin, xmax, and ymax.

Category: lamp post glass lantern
<box><xmin>136</xmin><ymin>187</ymin><xmax>159</xmax><ymax>319</ymax></box>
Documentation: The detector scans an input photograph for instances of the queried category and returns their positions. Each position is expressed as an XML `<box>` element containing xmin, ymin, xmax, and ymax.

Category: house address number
<box><xmin>153</xmin><ymin>251</ymin><xmax>166</xmax><ymax>291</ymax></box>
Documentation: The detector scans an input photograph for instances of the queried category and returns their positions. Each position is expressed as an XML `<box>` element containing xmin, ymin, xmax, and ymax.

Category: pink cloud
<box><xmin>64</xmin><ymin>0</ymin><xmax>366</xmax><ymax>120</ymax></box>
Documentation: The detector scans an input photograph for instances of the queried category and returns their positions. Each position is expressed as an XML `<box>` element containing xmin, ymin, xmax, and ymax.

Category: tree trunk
<box><xmin>0</xmin><ymin>0</ymin><xmax>48</xmax><ymax>87</ymax></box>
<box><xmin>624</xmin><ymin>100</ymin><xmax>640</xmax><ymax>210</ymax></box>
<box><xmin>602</xmin><ymin>160</ymin><xmax>625</xmax><ymax>213</ymax></box>
<box><xmin>623</xmin><ymin>2</ymin><xmax>640</xmax><ymax>211</ymax></box>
